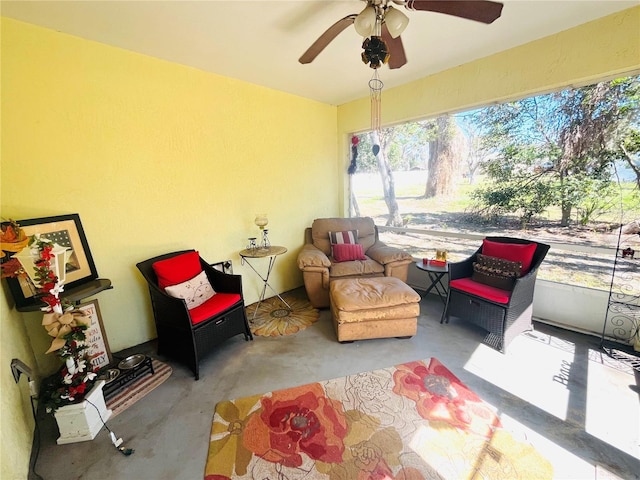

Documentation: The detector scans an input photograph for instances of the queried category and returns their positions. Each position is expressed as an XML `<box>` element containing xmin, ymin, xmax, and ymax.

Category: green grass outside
<box><xmin>352</xmin><ymin>172</ymin><xmax>640</xmax><ymax>291</ymax></box>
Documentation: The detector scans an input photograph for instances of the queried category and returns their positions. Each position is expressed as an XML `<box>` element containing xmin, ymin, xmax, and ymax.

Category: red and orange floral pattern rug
<box><xmin>205</xmin><ymin>358</ymin><xmax>552</xmax><ymax>479</ymax></box>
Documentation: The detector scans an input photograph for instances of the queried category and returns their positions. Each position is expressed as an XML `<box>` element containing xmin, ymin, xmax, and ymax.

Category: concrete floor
<box><xmin>30</xmin><ymin>290</ymin><xmax>640</xmax><ymax>480</ymax></box>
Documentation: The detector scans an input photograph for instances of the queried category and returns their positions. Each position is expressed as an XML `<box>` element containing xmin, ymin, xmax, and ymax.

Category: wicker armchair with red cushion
<box><xmin>441</xmin><ymin>237</ymin><xmax>550</xmax><ymax>352</ymax></box>
<box><xmin>136</xmin><ymin>250</ymin><xmax>252</xmax><ymax>380</ymax></box>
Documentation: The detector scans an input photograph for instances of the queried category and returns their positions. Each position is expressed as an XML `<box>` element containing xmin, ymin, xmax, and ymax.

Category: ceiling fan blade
<box><xmin>406</xmin><ymin>0</ymin><xmax>503</xmax><ymax>24</ymax></box>
<box><xmin>381</xmin><ymin>24</ymin><xmax>407</xmax><ymax>69</ymax></box>
<box><xmin>299</xmin><ymin>14</ymin><xmax>357</xmax><ymax>64</ymax></box>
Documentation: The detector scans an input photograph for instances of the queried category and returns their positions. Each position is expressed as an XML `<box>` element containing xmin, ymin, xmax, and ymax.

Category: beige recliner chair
<box><xmin>297</xmin><ymin>217</ymin><xmax>413</xmax><ymax>308</ymax></box>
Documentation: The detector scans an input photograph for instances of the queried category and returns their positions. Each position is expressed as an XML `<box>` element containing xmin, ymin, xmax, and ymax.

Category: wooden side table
<box><xmin>239</xmin><ymin>246</ymin><xmax>291</xmax><ymax>319</ymax></box>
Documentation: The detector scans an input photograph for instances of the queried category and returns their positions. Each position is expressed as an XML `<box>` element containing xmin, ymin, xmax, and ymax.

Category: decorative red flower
<box><xmin>392</xmin><ymin>358</ymin><xmax>500</xmax><ymax>437</ymax></box>
<box><xmin>41</xmin><ymin>245</ymin><xmax>54</xmax><ymax>260</ymax></box>
<box><xmin>243</xmin><ymin>383</ymin><xmax>348</xmax><ymax>468</ymax></box>
<box><xmin>41</xmin><ymin>294</ymin><xmax>59</xmax><ymax>310</ymax></box>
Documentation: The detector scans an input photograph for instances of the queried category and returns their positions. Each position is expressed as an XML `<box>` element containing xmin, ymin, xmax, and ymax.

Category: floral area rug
<box><xmin>205</xmin><ymin>358</ymin><xmax>552</xmax><ymax>480</ymax></box>
<box><xmin>245</xmin><ymin>293</ymin><xmax>319</xmax><ymax>337</ymax></box>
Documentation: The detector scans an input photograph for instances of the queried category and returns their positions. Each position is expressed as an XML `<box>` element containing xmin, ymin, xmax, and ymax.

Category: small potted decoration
<box><xmin>0</xmin><ymin>219</ymin><xmax>30</xmax><ymax>278</ymax></box>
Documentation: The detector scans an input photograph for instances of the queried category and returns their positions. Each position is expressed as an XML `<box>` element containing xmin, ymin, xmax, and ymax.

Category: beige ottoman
<box><xmin>330</xmin><ymin>277</ymin><xmax>421</xmax><ymax>342</ymax></box>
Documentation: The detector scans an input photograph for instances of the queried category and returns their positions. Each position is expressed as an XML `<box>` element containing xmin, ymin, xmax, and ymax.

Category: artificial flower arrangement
<box><xmin>1</xmin><ymin>220</ymin><xmax>98</xmax><ymax>413</ymax></box>
<box><xmin>31</xmin><ymin>234</ymin><xmax>99</xmax><ymax>413</ymax></box>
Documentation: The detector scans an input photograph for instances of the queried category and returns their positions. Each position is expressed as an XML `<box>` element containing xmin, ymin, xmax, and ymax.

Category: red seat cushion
<box><xmin>152</xmin><ymin>251</ymin><xmax>202</xmax><ymax>289</ymax></box>
<box><xmin>482</xmin><ymin>239</ymin><xmax>537</xmax><ymax>274</ymax></box>
<box><xmin>188</xmin><ymin>293</ymin><xmax>241</xmax><ymax>325</ymax></box>
<box><xmin>450</xmin><ymin>278</ymin><xmax>511</xmax><ymax>304</ymax></box>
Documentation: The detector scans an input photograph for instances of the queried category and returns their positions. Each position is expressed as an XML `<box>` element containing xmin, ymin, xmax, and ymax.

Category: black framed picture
<box><xmin>5</xmin><ymin>214</ymin><xmax>98</xmax><ymax>310</ymax></box>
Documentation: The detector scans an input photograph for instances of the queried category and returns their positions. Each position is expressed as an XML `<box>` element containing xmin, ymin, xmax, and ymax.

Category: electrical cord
<box><xmin>85</xmin><ymin>398</ymin><xmax>134</xmax><ymax>456</ymax></box>
<box><xmin>27</xmin><ymin>393</ymin><xmax>133</xmax><ymax>480</ymax></box>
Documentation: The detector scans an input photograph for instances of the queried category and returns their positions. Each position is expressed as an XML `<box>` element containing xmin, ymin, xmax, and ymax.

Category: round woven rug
<box><xmin>246</xmin><ymin>293</ymin><xmax>319</xmax><ymax>337</ymax></box>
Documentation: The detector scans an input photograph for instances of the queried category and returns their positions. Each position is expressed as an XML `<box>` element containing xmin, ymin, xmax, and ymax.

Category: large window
<box><xmin>350</xmin><ymin>75</ymin><xmax>640</xmax><ymax>291</ymax></box>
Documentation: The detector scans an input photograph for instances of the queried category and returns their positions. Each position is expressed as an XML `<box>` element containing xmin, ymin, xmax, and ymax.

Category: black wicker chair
<box><xmin>440</xmin><ymin>237</ymin><xmax>550</xmax><ymax>352</ymax></box>
<box><xmin>136</xmin><ymin>250</ymin><xmax>252</xmax><ymax>380</ymax></box>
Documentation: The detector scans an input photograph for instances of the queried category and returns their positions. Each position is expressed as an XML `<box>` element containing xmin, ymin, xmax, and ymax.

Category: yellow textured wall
<box><xmin>0</xmin><ymin>295</ymin><xmax>38</xmax><ymax>480</ymax></box>
<box><xmin>1</xmin><ymin>17</ymin><xmax>338</xmax><ymax>350</ymax></box>
<box><xmin>1</xmin><ymin>17</ymin><xmax>338</xmax><ymax>478</ymax></box>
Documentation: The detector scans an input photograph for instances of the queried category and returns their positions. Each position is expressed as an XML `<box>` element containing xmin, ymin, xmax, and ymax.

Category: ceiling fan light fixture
<box><xmin>384</xmin><ymin>6</ymin><xmax>409</xmax><ymax>39</ymax></box>
<box><xmin>354</xmin><ymin>5</ymin><xmax>376</xmax><ymax>37</ymax></box>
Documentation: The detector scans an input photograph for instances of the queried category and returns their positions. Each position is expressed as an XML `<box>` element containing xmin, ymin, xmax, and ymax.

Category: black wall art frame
<box><xmin>5</xmin><ymin>214</ymin><xmax>99</xmax><ymax>310</ymax></box>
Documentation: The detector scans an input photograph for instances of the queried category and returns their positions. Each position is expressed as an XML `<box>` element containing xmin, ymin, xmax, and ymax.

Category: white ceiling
<box><xmin>2</xmin><ymin>0</ymin><xmax>638</xmax><ymax>105</ymax></box>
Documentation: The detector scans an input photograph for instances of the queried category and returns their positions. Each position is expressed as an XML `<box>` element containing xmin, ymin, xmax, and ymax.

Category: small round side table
<box><xmin>239</xmin><ymin>246</ymin><xmax>291</xmax><ymax>319</ymax></box>
<box><xmin>415</xmin><ymin>260</ymin><xmax>448</xmax><ymax>304</ymax></box>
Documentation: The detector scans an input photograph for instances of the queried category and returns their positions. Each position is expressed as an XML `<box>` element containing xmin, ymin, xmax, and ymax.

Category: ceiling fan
<box><xmin>299</xmin><ymin>0</ymin><xmax>504</xmax><ymax>69</ymax></box>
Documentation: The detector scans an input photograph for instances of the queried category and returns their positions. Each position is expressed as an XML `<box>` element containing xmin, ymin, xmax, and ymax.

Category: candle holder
<box><xmin>435</xmin><ymin>249</ymin><xmax>448</xmax><ymax>262</ymax></box>
<box><xmin>254</xmin><ymin>214</ymin><xmax>270</xmax><ymax>251</ymax></box>
<box><xmin>254</xmin><ymin>214</ymin><xmax>268</xmax><ymax>231</ymax></box>
<box><xmin>247</xmin><ymin>237</ymin><xmax>258</xmax><ymax>253</ymax></box>
<box><xmin>261</xmin><ymin>229</ymin><xmax>270</xmax><ymax>250</ymax></box>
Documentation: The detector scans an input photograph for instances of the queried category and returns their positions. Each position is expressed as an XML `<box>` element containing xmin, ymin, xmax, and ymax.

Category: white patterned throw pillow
<box><xmin>328</xmin><ymin>229</ymin><xmax>358</xmax><ymax>245</ymax></box>
<box><xmin>164</xmin><ymin>270</ymin><xmax>216</xmax><ymax>309</ymax></box>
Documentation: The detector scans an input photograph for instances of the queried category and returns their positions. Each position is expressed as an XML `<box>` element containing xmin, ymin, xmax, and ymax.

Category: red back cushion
<box><xmin>333</xmin><ymin>243</ymin><xmax>367</xmax><ymax>262</ymax></box>
<box><xmin>152</xmin><ymin>251</ymin><xmax>202</xmax><ymax>289</ymax></box>
<box><xmin>482</xmin><ymin>239</ymin><xmax>537</xmax><ymax>274</ymax></box>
